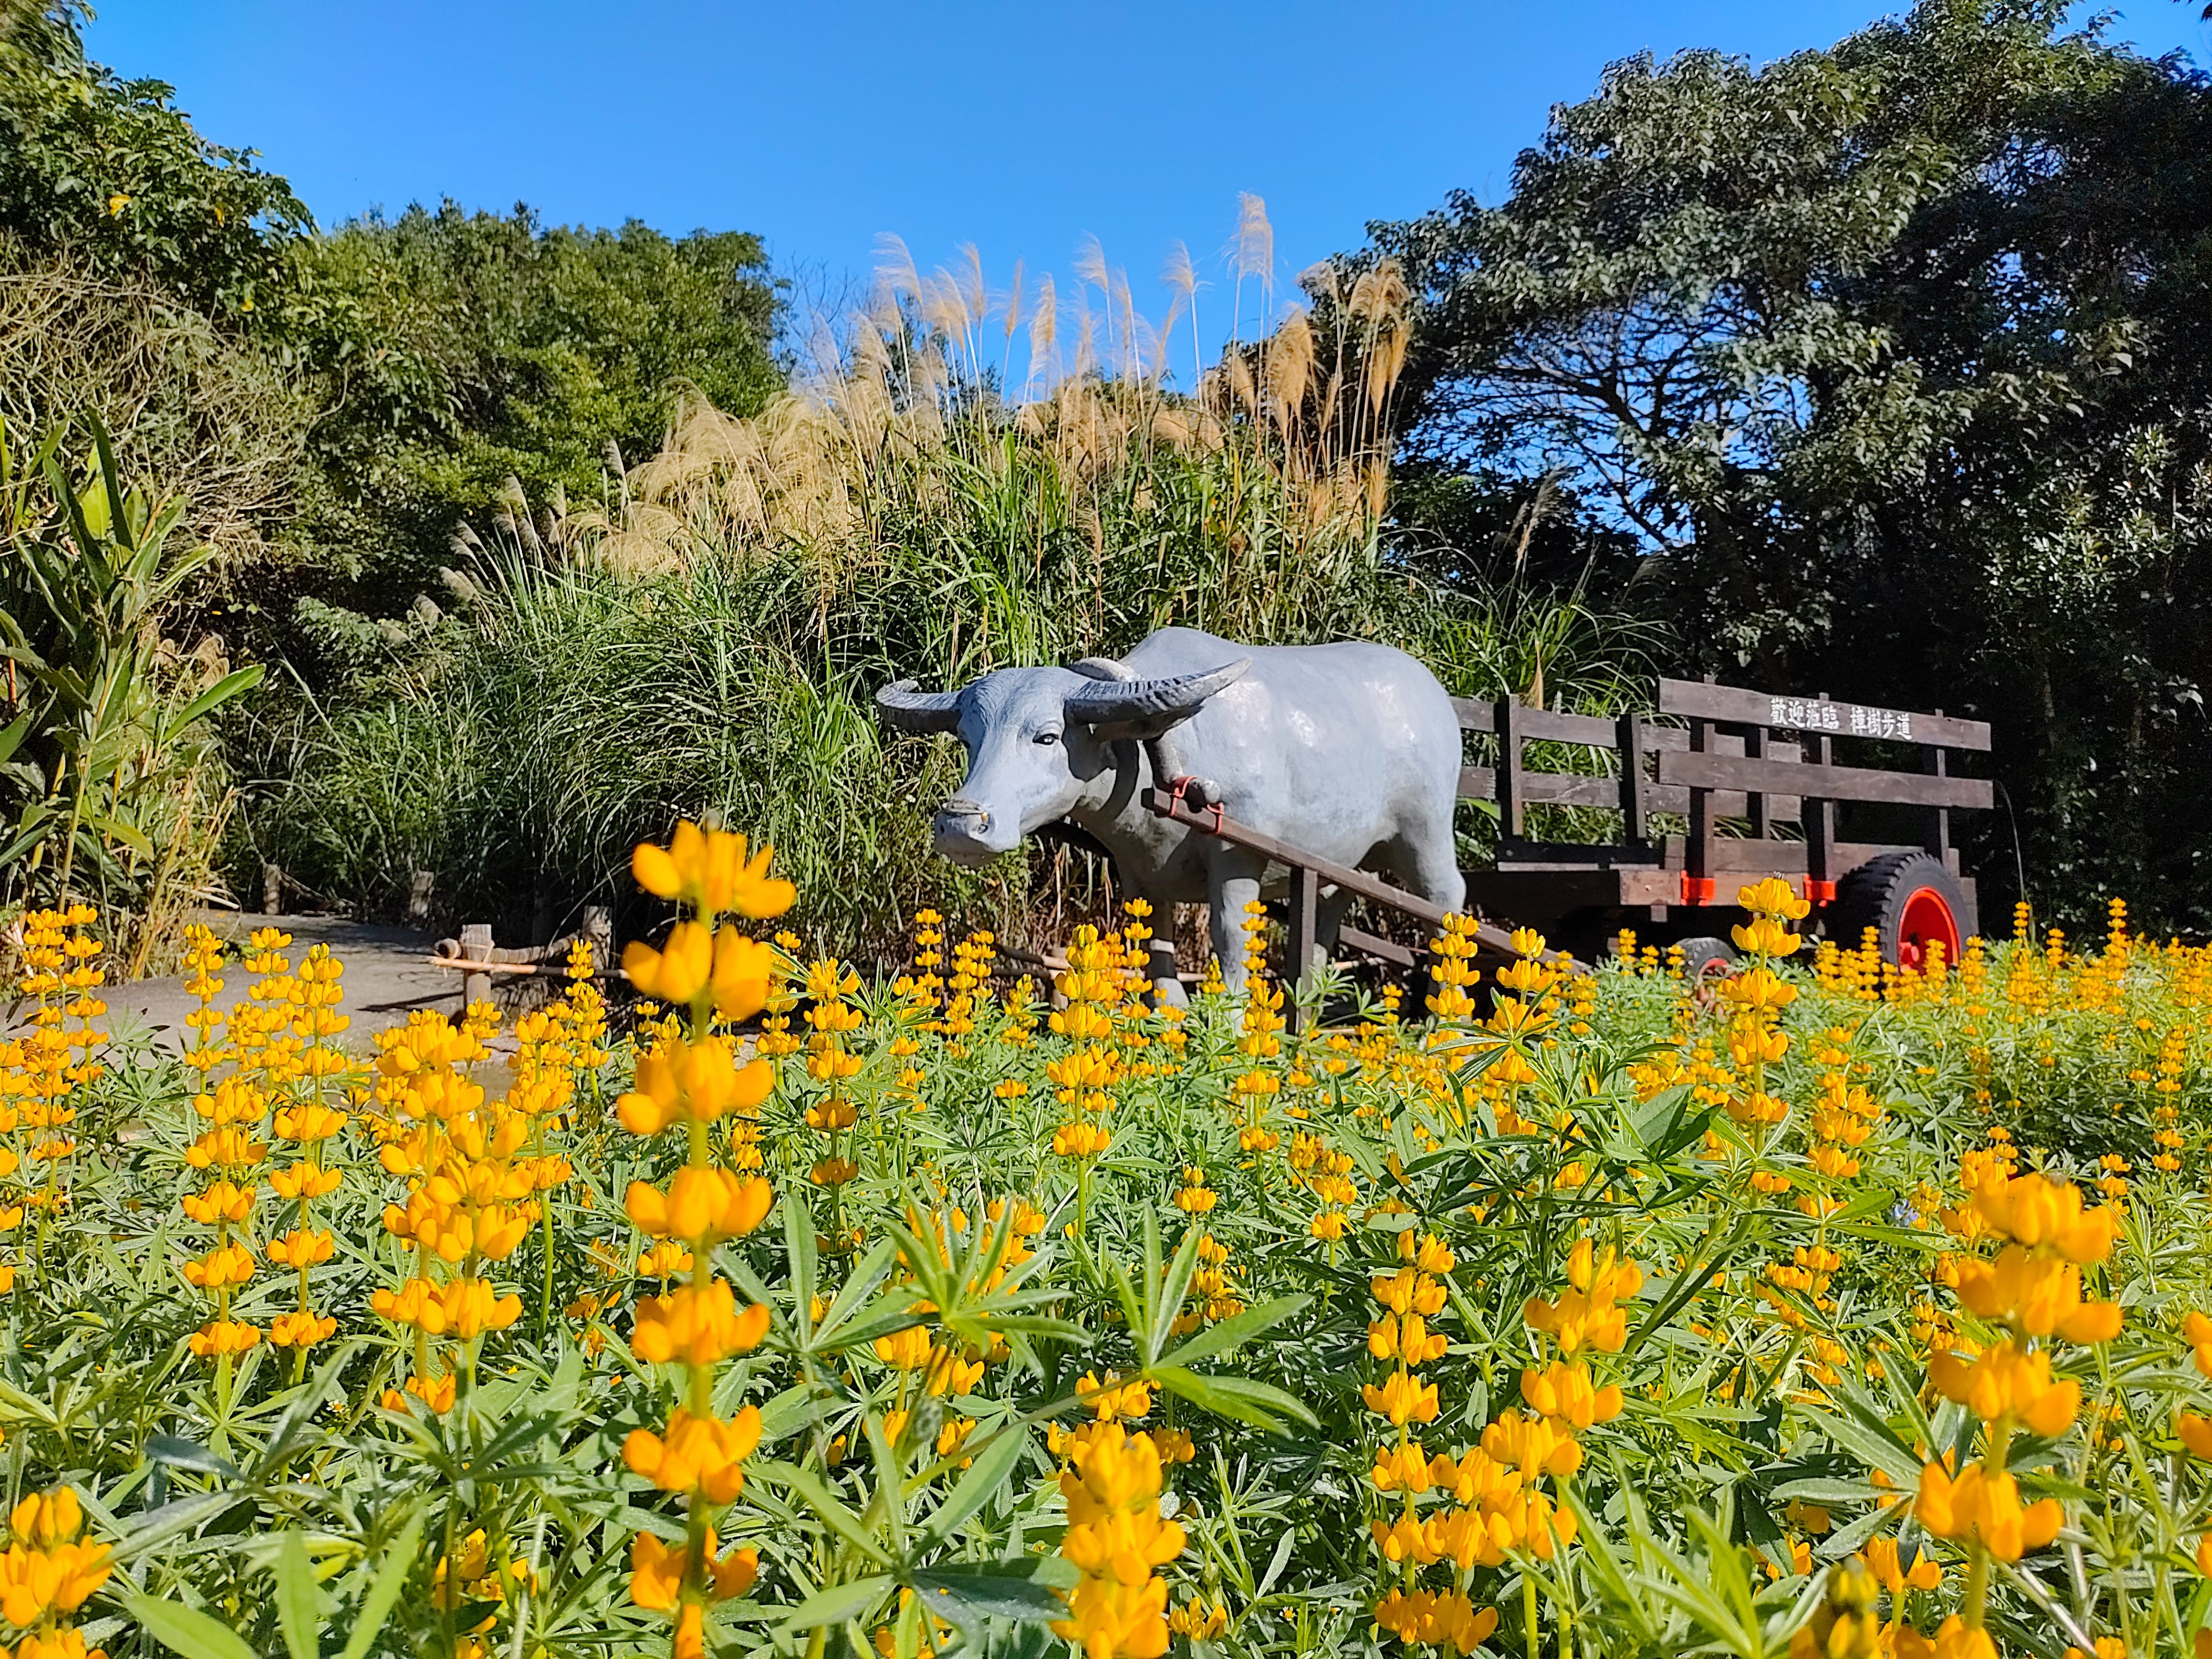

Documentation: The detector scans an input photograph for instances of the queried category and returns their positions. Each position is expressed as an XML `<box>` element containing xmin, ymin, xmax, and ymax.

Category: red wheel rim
<box><xmin>1896</xmin><ymin>887</ymin><xmax>1961</xmax><ymax>970</ymax></box>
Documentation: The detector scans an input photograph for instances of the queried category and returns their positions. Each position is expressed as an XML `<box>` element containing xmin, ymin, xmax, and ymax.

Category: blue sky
<box><xmin>85</xmin><ymin>1</ymin><xmax>2211</xmax><ymax>371</ymax></box>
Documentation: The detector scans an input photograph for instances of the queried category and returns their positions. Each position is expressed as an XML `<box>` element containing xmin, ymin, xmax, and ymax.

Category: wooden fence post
<box><xmin>1807</xmin><ymin>694</ymin><xmax>1835</xmax><ymax>895</ymax></box>
<box><xmin>1616</xmin><ymin>712</ymin><xmax>1647</xmax><ymax>843</ymax></box>
<box><xmin>460</xmin><ymin>922</ymin><xmax>493</xmax><ymax>1010</ymax></box>
<box><xmin>1923</xmin><ymin>712</ymin><xmax>1952</xmax><ymax>863</ymax></box>
<box><xmin>582</xmin><ymin>905</ymin><xmax>614</xmax><ymax>968</ymax></box>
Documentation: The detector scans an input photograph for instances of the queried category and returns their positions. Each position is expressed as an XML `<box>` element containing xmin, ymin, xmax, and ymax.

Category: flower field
<box><xmin>0</xmin><ymin>831</ymin><xmax>2209</xmax><ymax>1659</ymax></box>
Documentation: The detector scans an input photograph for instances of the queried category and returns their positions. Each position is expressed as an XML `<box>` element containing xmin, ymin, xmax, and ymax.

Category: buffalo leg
<box><xmin>1391</xmin><ymin>825</ymin><xmax>1468</xmax><ymax>917</ymax></box>
<box><xmin>1207</xmin><ymin>852</ymin><xmax>1265</xmax><ymax>996</ymax></box>
<box><xmin>1144</xmin><ymin>909</ymin><xmax>1186</xmax><ymax>1008</ymax></box>
<box><xmin>1316</xmin><ymin>884</ymin><xmax>1355</xmax><ymax>957</ymax></box>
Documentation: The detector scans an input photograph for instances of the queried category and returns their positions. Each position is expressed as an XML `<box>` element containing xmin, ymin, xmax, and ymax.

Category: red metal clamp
<box><xmin>1165</xmin><ymin>776</ymin><xmax>1224</xmax><ymax>833</ymax></box>
<box><xmin>1803</xmin><ymin>878</ymin><xmax>1837</xmax><ymax>904</ymax></box>
<box><xmin>1680</xmin><ymin>873</ymin><xmax>1717</xmax><ymax>906</ymax></box>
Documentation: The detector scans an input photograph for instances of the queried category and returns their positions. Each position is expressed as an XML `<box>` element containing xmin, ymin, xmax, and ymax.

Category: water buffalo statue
<box><xmin>875</xmin><ymin>626</ymin><xmax>1466</xmax><ymax>1000</ymax></box>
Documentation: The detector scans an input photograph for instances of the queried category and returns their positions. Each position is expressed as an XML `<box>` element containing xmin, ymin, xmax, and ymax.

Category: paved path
<box><xmin>99</xmin><ymin>912</ymin><xmax>460</xmax><ymax>1055</ymax></box>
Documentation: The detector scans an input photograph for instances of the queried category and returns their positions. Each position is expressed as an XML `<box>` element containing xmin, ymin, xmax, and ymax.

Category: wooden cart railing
<box><xmin>1143</xmin><ymin>676</ymin><xmax>1992</xmax><ymax>1029</ymax></box>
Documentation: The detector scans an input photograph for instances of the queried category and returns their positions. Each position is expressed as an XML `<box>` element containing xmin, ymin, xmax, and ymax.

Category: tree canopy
<box><xmin>1371</xmin><ymin>0</ymin><xmax>2212</xmax><ymax>926</ymax></box>
<box><xmin>0</xmin><ymin>0</ymin><xmax>307</xmax><ymax>313</ymax></box>
<box><xmin>0</xmin><ymin>2</ymin><xmax>783</xmax><ymax>665</ymax></box>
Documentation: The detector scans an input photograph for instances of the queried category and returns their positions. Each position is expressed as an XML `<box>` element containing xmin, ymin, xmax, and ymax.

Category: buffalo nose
<box><xmin>932</xmin><ymin>797</ymin><xmax>1005</xmax><ymax>865</ymax></box>
<box><xmin>936</xmin><ymin>796</ymin><xmax>990</xmax><ymax>834</ymax></box>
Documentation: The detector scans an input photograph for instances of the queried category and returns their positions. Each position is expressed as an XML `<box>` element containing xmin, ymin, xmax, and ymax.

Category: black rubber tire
<box><xmin>1830</xmin><ymin>851</ymin><xmax>1969</xmax><ymax>968</ymax></box>
<box><xmin>1674</xmin><ymin>936</ymin><xmax>1739</xmax><ymax>981</ymax></box>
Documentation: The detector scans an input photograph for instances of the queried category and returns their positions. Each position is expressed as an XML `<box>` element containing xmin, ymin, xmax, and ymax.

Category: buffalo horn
<box><xmin>874</xmin><ymin>680</ymin><xmax>964</xmax><ymax>733</ymax></box>
<box><xmin>1062</xmin><ymin>659</ymin><xmax>1250</xmax><ymax>736</ymax></box>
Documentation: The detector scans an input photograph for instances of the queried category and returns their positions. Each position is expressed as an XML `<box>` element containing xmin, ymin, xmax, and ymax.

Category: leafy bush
<box><xmin>0</xmin><ymin>0</ymin><xmax>309</xmax><ymax>314</ymax></box>
<box><xmin>280</xmin><ymin>205</ymin><xmax>784</xmax><ymax>615</ymax></box>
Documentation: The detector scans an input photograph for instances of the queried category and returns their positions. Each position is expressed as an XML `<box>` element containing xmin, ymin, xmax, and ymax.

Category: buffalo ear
<box><xmin>875</xmin><ymin>680</ymin><xmax>964</xmax><ymax>734</ymax></box>
<box><xmin>1066</xmin><ymin>656</ymin><xmax>1135</xmax><ymax>682</ymax></box>
<box><xmin>1062</xmin><ymin>658</ymin><xmax>1249</xmax><ymax>738</ymax></box>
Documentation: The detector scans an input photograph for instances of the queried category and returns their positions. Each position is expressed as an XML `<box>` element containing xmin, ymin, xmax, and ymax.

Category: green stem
<box><xmin>536</xmin><ymin>1112</ymin><xmax>556</xmax><ymax>1343</ymax></box>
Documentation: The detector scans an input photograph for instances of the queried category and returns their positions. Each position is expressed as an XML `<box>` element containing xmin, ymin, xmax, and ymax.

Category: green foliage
<box><xmin>1371</xmin><ymin>0</ymin><xmax>2212</xmax><ymax>931</ymax></box>
<box><xmin>254</xmin><ymin>374</ymin><xmax>1653</xmax><ymax>951</ymax></box>
<box><xmin>15</xmin><ymin>924</ymin><xmax>2212</xmax><ymax>1657</ymax></box>
<box><xmin>0</xmin><ymin>1</ymin><xmax>309</xmax><ymax>315</ymax></box>
<box><xmin>0</xmin><ymin>9</ymin><xmax>787</xmax><ymax>756</ymax></box>
<box><xmin>278</xmin><ymin>205</ymin><xmax>783</xmax><ymax>607</ymax></box>
<box><xmin>0</xmin><ymin>413</ymin><xmax>262</xmax><ymax>958</ymax></box>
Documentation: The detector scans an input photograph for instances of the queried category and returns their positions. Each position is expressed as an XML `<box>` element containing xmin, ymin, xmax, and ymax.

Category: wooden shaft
<box><xmin>425</xmin><ymin>957</ymin><xmax>616</xmax><ymax>979</ymax></box>
<box><xmin>1744</xmin><ymin>726</ymin><xmax>1770</xmax><ymax>839</ymax></box>
<box><xmin>1142</xmin><ymin>787</ymin><xmax>1584</xmax><ymax>969</ymax></box>
<box><xmin>1687</xmin><ymin>712</ymin><xmax>1713</xmax><ymax>884</ymax></box>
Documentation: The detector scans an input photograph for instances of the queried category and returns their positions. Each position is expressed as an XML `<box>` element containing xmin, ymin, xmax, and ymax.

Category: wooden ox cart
<box><xmin>1145</xmin><ymin>676</ymin><xmax>1991</xmax><ymax>1021</ymax></box>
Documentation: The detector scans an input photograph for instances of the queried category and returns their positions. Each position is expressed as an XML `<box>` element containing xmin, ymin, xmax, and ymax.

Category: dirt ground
<box><xmin>97</xmin><ymin>911</ymin><xmax>460</xmax><ymax>1055</ymax></box>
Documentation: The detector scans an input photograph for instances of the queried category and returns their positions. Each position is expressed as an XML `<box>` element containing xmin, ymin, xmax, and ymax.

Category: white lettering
<box><xmin>1770</xmin><ymin>697</ymin><xmax>1787</xmax><ymax>726</ymax></box>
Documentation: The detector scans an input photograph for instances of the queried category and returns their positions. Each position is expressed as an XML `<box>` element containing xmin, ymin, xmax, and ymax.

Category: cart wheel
<box><xmin>1832</xmin><ymin>851</ymin><xmax>1968</xmax><ymax>969</ymax></box>
<box><xmin>1674</xmin><ymin>937</ymin><xmax>1739</xmax><ymax>982</ymax></box>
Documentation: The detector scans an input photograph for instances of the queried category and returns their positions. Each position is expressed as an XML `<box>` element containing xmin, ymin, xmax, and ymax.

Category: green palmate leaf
<box><xmin>784</xmin><ymin>1190</ymin><xmax>819</xmax><ymax>1340</ymax></box>
<box><xmin>1562</xmin><ymin>1487</ymin><xmax>1667</xmax><ymax>1648</ymax></box>
<box><xmin>755</xmin><ymin>1383</ymin><xmax>817</xmax><ymax>1443</ymax></box>
<box><xmin>813</xmin><ymin>1240</ymin><xmax>902</xmax><ymax>1346</ymax></box>
<box><xmin>144</xmin><ymin>1435</ymin><xmax>242</xmax><ymax>1481</ymax></box>
<box><xmin>918</xmin><ymin>1423</ymin><xmax>1028</xmax><ymax>1550</ymax></box>
<box><xmin>1146</xmin><ymin>1223</ymin><xmax>1202</xmax><ymax>1367</ymax></box>
<box><xmin>122</xmin><ymin>1593</ymin><xmax>259</xmax><ymax>1659</ymax></box>
<box><xmin>1820</xmin><ymin>1385</ymin><xmax>1927</xmax><ymax>1489</ymax></box>
<box><xmin>909</xmin><ymin>1559</ymin><xmax>1075</xmax><ymax>1640</ymax></box>
<box><xmin>756</xmin><ymin>1462</ymin><xmax>895</xmax><ymax>1566</ymax></box>
<box><xmin>1154</xmin><ymin>1295</ymin><xmax>1310</xmax><ymax>1370</ymax></box>
<box><xmin>110</xmin><ymin>1493</ymin><xmax>251</xmax><ymax>1565</ymax></box>
<box><xmin>1623</xmin><ymin>1217</ymin><xmax>1757</xmax><ymax>1357</ymax></box>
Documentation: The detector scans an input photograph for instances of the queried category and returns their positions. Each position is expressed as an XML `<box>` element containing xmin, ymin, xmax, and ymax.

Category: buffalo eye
<box><xmin>1034</xmin><ymin>730</ymin><xmax>1061</xmax><ymax>747</ymax></box>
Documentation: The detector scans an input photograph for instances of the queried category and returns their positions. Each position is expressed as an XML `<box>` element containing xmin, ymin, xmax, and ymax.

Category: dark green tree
<box><xmin>1372</xmin><ymin>0</ymin><xmax>2212</xmax><ymax>928</ymax></box>
<box><xmin>264</xmin><ymin>204</ymin><xmax>782</xmax><ymax>666</ymax></box>
<box><xmin>0</xmin><ymin>0</ymin><xmax>309</xmax><ymax>313</ymax></box>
